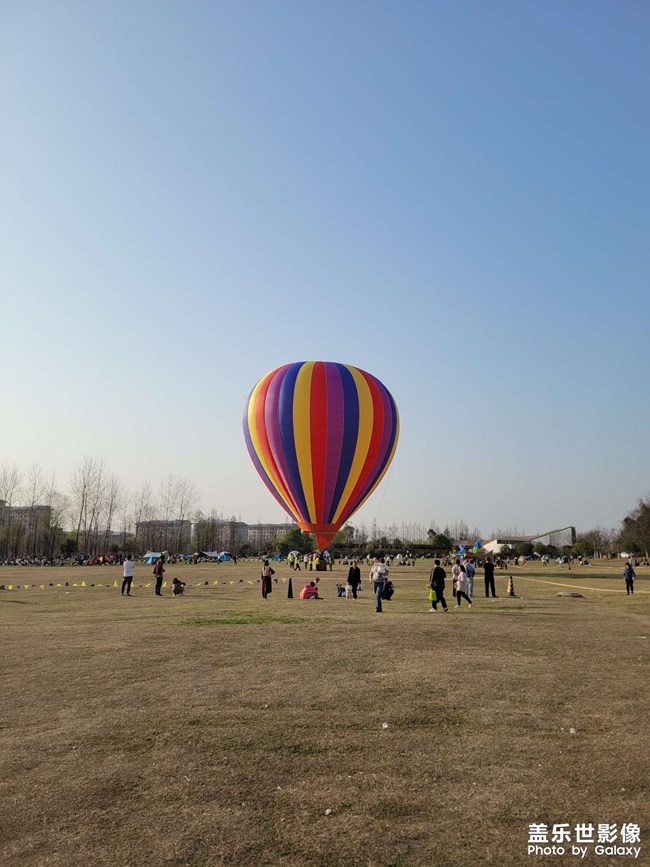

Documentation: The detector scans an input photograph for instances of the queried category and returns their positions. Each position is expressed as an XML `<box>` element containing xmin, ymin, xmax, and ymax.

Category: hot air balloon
<box><xmin>243</xmin><ymin>361</ymin><xmax>399</xmax><ymax>550</ymax></box>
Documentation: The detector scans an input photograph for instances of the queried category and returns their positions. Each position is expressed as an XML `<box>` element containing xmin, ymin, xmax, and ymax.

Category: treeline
<box><xmin>0</xmin><ymin>459</ymin><xmax>202</xmax><ymax>559</ymax></box>
<box><xmin>618</xmin><ymin>496</ymin><xmax>650</xmax><ymax>557</ymax></box>
<box><xmin>1</xmin><ymin>460</ymin><xmax>648</xmax><ymax>560</ymax></box>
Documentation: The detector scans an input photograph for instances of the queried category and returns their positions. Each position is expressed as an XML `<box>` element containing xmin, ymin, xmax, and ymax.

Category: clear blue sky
<box><xmin>1</xmin><ymin>0</ymin><xmax>648</xmax><ymax>535</ymax></box>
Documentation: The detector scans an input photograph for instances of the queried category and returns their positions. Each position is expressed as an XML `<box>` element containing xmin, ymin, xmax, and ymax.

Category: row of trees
<box><xmin>618</xmin><ymin>497</ymin><xmax>650</xmax><ymax>557</ymax></box>
<box><xmin>0</xmin><ymin>459</ymin><xmax>200</xmax><ymax>559</ymax></box>
<box><xmin>2</xmin><ymin>459</ymin><xmax>648</xmax><ymax>559</ymax></box>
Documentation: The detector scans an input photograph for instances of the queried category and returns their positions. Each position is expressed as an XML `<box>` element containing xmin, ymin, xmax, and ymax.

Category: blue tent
<box><xmin>144</xmin><ymin>552</ymin><xmax>162</xmax><ymax>565</ymax></box>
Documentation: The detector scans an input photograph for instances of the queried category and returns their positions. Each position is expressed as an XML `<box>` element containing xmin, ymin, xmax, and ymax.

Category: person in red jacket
<box><xmin>299</xmin><ymin>581</ymin><xmax>320</xmax><ymax>599</ymax></box>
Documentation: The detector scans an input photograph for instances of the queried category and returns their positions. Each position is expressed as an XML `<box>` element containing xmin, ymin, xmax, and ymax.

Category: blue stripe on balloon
<box><xmin>368</xmin><ymin>392</ymin><xmax>398</xmax><ymax>494</ymax></box>
<box><xmin>327</xmin><ymin>364</ymin><xmax>359</xmax><ymax>524</ymax></box>
<box><xmin>242</xmin><ymin>405</ymin><xmax>298</xmax><ymax>521</ymax></box>
<box><xmin>278</xmin><ymin>362</ymin><xmax>310</xmax><ymax>522</ymax></box>
<box><xmin>345</xmin><ymin>388</ymin><xmax>398</xmax><ymax>519</ymax></box>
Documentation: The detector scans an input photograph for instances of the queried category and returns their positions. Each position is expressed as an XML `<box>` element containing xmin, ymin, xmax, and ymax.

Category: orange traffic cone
<box><xmin>507</xmin><ymin>575</ymin><xmax>516</xmax><ymax>597</ymax></box>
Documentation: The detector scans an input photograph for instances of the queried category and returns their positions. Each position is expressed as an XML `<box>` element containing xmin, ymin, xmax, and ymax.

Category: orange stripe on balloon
<box><xmin>249</xmin><ymin>369</ymin><xmax>301</xmax><ymax>518</ymax></box>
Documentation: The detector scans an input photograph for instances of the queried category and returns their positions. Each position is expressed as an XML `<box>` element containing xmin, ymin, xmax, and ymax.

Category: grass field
<box><xmin>1</xmin><ymin>560</ymin><xmax>648</xmax><ymax>866</ymax></box>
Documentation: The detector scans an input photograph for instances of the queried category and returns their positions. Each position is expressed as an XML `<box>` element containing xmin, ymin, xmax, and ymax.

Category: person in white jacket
<box><xmin>455</xmin><ymin>564</ymin><xmax>472</xmax><ymax>608</ymax></box>
<box><xmin>451</xmin><ymin>558</ymin><xmax>461</xmax><ymax>594</ymax></box>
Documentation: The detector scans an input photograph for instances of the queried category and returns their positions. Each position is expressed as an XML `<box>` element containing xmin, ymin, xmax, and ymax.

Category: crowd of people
<box><xmin>2</xmin><ymin>550</ymin><xmax>642</xmax><ymax>603</ymax></box>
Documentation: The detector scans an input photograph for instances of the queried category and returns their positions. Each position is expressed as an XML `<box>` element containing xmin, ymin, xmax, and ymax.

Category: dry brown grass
<box><xmin>1</xmin><ymin>560</ymin><xmax>648</xmax><ymax>866</ymax></box>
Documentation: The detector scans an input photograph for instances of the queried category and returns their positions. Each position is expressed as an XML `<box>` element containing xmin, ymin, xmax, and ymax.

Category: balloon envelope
<box><xmin>243</xmin><ymin>361</ymin><xmax>399</xmax><ymax>549</ymax></box>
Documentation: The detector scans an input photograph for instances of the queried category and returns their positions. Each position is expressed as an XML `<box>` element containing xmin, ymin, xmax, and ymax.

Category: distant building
<box><xmin>0</xmin><ymin>501</ymin><xmax>52</xmax><ymax>532</ymax></box>
<box><xmin>136</xmin><ymin>519</ymin><xmax>192</xmax><ymax>553</ymax></box>
<box><xmin>484</xmin><ymin>526</ymin><xmax>576</xmax><ymax>555</ymax></box>
<box><xmin>247</xmin><ymin>522</ymin><xmax>297</xmax><ymax>550</ymax></box>
<box><xmin>191</xmin><ymin>518</ymin><xmax>249</xmax><ymax>553</ymax></box>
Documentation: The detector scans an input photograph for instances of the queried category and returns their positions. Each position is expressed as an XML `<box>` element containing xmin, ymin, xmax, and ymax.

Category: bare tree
<box><xmin>449</xmin><ymin>520</ymin><xmax>470</xmax><ymax>542</ymax></box>
<box><xmin>101</xmin><ymin>474</ymin><xmax>123</xmax><ymax>553</ymax></box>
<box><xmin>70</xmin><ymin>457</ymin><xmax>105</xmax><ymax>553</ymax></box>
<box><xmin>118</xmin><ymin>490</ymin><xmax>132</xmax><ymax>549</ymax></box>
<box><xmin>0</xmin><ymin>463</ymin><xmax>23</xmax><ymax>505</ymax></box>
<box><xmin>23</xmin><ymin>463</ymin><xmax>46</xmax><ymax>557</ymax></box>
<box><xmin>41</xmin><ymin>475</ymin><xmax>69</xmax><ymax>559</ymax></box>
<box><xmin>175</xmin><ymin>477</ymin><xmax>199</xmax><ymax>553</ymax></box>
<box><xmin>131</xmin><ymin>481</ymin><xmax>156</xmax><ymax>553</ymax></box>
<box><xmin>159</xmin><ymin>475</ymin><xmax>180</xmax><ymax>551</ymax></box>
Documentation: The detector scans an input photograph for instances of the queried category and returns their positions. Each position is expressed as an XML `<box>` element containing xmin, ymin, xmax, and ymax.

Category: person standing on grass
<box><xmin>121</xmin><ymin>554</ymin><xmax>135</xmax><ymax>596</ymax></box>
<box><xmin>153</xmin><ymin>555</ymin><xmax>165</xmax><ymax>596</ymax></box>
<box><xmin>465</xmin><ymin>558</ymin><xmax>476</xmax><ymax>598</ymax></box>
<box><xmin>347</xmin><ymin>560</ymin><xmax>361</xmax><ymax>599</ymax></box>
<box><xmin>455</xmin><ymin>564</ymin><xmax>472</xmax><ymax>608</ymax></box>
<box><xmin>483</xmin><ymin>557</ymin><xmax>497</xmax><ymax>598</ymax></box>
<box><xmin>369</xmin><ymin>557</ymin><xmax>388</xmax><ymax>613</ymax></box>
<box><xmin>261</xmin><ymin>559</ymin><xmax>274</xmax><ymax>599</ymax></box>
<box><xmin>451</xmin><ymin>558</ymin><xmax>461</xmax><ymax>594</ymax></box>
<box><xmin>624</xmin><ymin>561</ymin><xmax>636</xmax><ymax>595</ymax></box>
<box><xmin>428</xmin><ymin>559</ymin><xmax>449</xmax><ymax>612</ymax></box>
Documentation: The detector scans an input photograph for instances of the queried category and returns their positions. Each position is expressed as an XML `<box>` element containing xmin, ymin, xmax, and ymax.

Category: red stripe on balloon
<box><xmin>310</xmin><ymin>361</ymin><xmax>328</xmax><ymax>523</ymax></box>
<box><xmin>345</xmin><ymin>374</ymin><xmax>396</xmax><ymax>519</ymax></box>
<box><xmin>321</xmin><ymin>363</ymin><xmax>344</xmax><ymax>525</ymax></box>
<box><xmin>335</xmin><ymin>370</ymin><xmax>385</xmax><ymax>524</ymax></box>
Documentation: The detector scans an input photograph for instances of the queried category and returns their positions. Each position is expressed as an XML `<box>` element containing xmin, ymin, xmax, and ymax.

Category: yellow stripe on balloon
<box><xmin>247</xmin><ymin>373</ymin><xmax>299</xmax><ymax>519</ymax></box>
<box><xmin>293</xmin><ymin>361</ymin><xmax>316</xmax><ymax>522</ymax></box>
<box><xmin>346</xmin><ymin>404</ymin><xmax>400</xmax><ymax>519</ymax></box>
<box><xmin>332</xmin><ymin>365</ymin><xmax>374</xmax><ymax>524</ymax></box>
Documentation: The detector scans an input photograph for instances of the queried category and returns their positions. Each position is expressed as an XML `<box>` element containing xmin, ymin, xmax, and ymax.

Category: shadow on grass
<box><xmin>182</xmin><ymin>612</ymin><xmax>309</xmax><ymax>626</ymax></box>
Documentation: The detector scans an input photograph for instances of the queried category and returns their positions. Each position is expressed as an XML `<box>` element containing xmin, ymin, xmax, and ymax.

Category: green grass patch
<box><xmin>182</xmin><ymin>612</ymin><xmax>308</xmax><ymax>626</ymax></box>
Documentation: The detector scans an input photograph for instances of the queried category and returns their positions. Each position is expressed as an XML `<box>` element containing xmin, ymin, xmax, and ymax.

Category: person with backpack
<box><xmin>369</xmin><ymin>557</ymin><xmax>389</xmax><ymax>613</ymax></box>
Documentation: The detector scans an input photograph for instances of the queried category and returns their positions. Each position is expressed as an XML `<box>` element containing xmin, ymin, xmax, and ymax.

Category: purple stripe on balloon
<box><xmin>264</xmin><ymin>366</ymin><xmax>301</xmax><ymax>518</ymax></box>
<box><xmin>277</xmin><ymin>362</ymin><xmax>310</xmax><ymax>523</ymax></box>
<box><xmin>321</xmin><ymin>363</ymin><xmax>344</xmax><ymax>525</ymax></box>
<box><xmin>243</xmin><ymin>412</ymin><xmax>298</xmax><ymax>520</ymax></box>
<box><xmin>327</xmin><ymin>364</ymin><xmax>359</xmax><ymax>524</ymax></box>
<box><xmin>342</xmin><ymin>377</ymin><xmax>397</xmax><ymax>521</ymax></box>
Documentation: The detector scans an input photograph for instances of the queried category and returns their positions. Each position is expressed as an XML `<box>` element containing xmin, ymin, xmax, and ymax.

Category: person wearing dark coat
<box><xmin>484</xmin><ymin>557</ymin><xmax>497</xmax><ymax>598</ymax></box>
<box><xmin>428</xmin><ymin>559</ymin><xmax>449</xmax><ymax>612</ymax></box>
<box><xmin>153</xmin><ymin>555</ymin><xmax>165</xmax><ymax>596</ymax></box>
<box><xmin>347</xmin><ymin>560</ymin><xmax>361</xmax><ymax>599</ymax></box>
